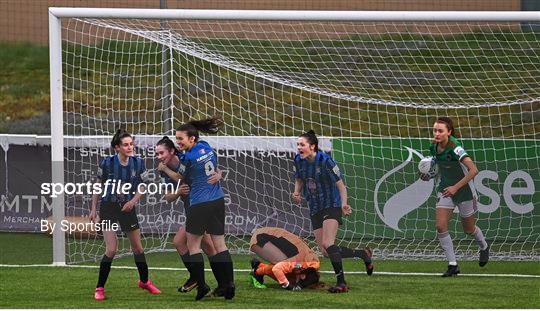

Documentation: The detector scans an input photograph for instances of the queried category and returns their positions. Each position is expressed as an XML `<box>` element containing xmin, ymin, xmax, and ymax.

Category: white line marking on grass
<box><xmin>1</xmin><ymin>264</ymin><xmax>539</xmax><ymax>278</ymax></box>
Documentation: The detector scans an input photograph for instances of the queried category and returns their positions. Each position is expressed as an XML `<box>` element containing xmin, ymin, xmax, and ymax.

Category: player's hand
<box><xmin>89</xmin><ymin>209</ymin><xmax>98</xmax><ymax>223</ymax></box>
<box><xmin>157</xmin><ymin>162</ymin><xmax>167</xmax><ymax>172</ymax></box>
<box><xmin>342</xmin><ymin>204</ymin><xmax>352</xmax><ymax>216</ymax></box>
<box><xmin>292</xmin><ymin>192</ymin><xmax>302</xmax><ymax>204</ymax></box>
<box><xmin>419</xmin><ymin>173</ymin><xmax>431</xmax><ymax>181</ymax></box>
<box><xmin>178</xmin><ymin>184</ymin><xmax>190</xmax><ymax>196</ymax></box>
<box><xmin>443</xmin><ymin>185</ymin><xmax>458</xmax><ymax>197</ymax></box>
<box><xmin>121</xmin><ymin>201</ymin><xmax>135</xmax><ymax>212</ymax></box>
<box><xmin>207</xmin><ymin>169</ymin><xmax>222</xmax><ymax>184</ymax></box>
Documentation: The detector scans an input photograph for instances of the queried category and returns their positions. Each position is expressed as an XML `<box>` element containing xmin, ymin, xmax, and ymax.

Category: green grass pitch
<box><xmin>0</xmin><ymin>233</ymin><xmax>539</xmax><ymax>308</ymax></box>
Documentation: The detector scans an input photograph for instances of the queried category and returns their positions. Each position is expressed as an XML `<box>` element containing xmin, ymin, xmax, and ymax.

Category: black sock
<box><xmin>134</xmin><ymin>252</ymin><xmax>149</xmax><ymax>284</ymax></box>
<box><xmin>96</xmin><ymin>254</ymin><xmax>113</xmax><ymax>288</ymax></box>
<box><xmin>208</xmin><ymin>254</ymin><xmax>224</xmax><ymax>288</ymax></box>
<box><xmin>327</xmin><ymin>245</ymin><xmax>345</xmax><ymax>284</ymax></box>
<box><xmin>180</xmin><ymin>253</ymin><xmax>194</xmax><ymax>280</ymax></box>
<box><xmin>340</xmin><ymin>246</ymin><xmax>371</xmax><ymax>262</ymax></box>
<box><xmin>188</xmin><ymin>253</ymin><xmax>205</xmax><ymax>287</ymax></box>
<box><xmin>209</xmin><ymin>250</ymin><xmax>234</xmax><ymax>287</ymax></box>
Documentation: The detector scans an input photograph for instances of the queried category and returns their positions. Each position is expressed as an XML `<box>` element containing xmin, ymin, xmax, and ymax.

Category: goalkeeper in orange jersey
<box><xmin>248</xmin><ymin>227</ymin><xmax>322</xmax><ymax>291</ymax></box>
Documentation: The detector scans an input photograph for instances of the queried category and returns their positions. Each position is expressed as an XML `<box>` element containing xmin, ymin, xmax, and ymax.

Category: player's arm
<box><xmin>157</xmin><ymin>162</ymin><xmax>183</xmax><ymax>182</ymax></box>
<box><xmin>207</xmin><ymin>168</ymin><xmax>222</xmax><ymax>185</ymax></box>
<box><xmin>122</xmin><ymin>160</ymin><xmax>148</xmax><ymax>212</ymax></box>
<box><xmin>335</xmin><ymin>180</ymin><xmax>351</xmax><ymax>216</ymax></box>
<box><xmin>443</xmin><ymin>156</ymin><xmax>478</xmax><ymax>197</ymax></box>
<box><xmin>164</xmin><ymin>183</ymin><xmax>190</xmax><ymax>203</ymax></box>
<box><xmin>327</xmin><ymin>158</ymin><xmax>352</xmax><ymax>216</ymax></box>
<box><xmin>121</xmin><ymin>184</ymin><xmax>145</xmax><ymax>212</ymax></box>
<box><xmin>89</xmin><ymin>177</ymin><xmax>101</xmax><ymax>222</ymax></box>
<box><xmin>292</xmin><ymin>178</ymin><xmax>303</xmax><ymax>203</ymax></box>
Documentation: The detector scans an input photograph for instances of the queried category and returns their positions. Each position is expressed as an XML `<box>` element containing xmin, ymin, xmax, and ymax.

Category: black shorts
<box><xmin>185</xmin><ymin>198</ymin><xmax>225</xmax><ymax>236</ymax></box>
<box><xmin>99</xmin><ymin>201</ymin><xmax>140</xmax><ymax>233</ymax></box>
<box><xmin>255</xmin><ymin>233</ymin><xmax>299</xmax><ymax>258</ymax></box>
<box><xmin>310</xmin><ymin>207</ymin><xmax>342</xmax><ymax>230</ymax></box>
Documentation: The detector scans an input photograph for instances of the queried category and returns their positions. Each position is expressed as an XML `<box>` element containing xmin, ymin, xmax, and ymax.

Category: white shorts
<box><xmin>436</xmin><ymin>192</ymin><xmax>478</xmax><ymax>218</ymax></box>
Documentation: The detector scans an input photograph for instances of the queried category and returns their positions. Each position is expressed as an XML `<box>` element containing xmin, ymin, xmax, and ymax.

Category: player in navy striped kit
<box><xmin>292</xmin><ymin>130</ymin><xmax>373</xmax><ymax>293</ymax></box>
<box><xmin>89</xmin><ymin>129</ymin><xmax>160</xmax><ymax>300</ymax></box>
<box><xmin>175</xmin><ymin>116</ymin><xmax>235</xmax><ymax>300</ymax></box>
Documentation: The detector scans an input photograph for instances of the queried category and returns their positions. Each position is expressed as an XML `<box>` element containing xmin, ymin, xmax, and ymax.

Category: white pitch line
<box><xmin>1</xmin><ymin>263</ymin><xmax>539</xmax><ymax>278</ymax></box>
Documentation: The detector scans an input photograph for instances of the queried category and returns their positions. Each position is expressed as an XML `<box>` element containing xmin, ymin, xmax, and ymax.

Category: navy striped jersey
<box><xmin>180</xmin><ymin>140</ymin><xmax>224</xmax><ymax>207</ymax></box>
<box><xmin>293</xmin><ymin>151</ymin><xmax>342</xmax><ymax>215</ymax></box>
<box><xmin>160</xmin><ymin>151</ymin><xmax>189</xmax><ymax>207</ymax></box>
<box><xmin>97</xmin><ymin>155</ymin><xmax>148</xmax><ymax>204</ymax></box>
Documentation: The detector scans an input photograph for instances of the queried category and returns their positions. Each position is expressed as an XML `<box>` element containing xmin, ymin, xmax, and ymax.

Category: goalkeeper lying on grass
<box><xmin>248</xmin><ymin>227</ymin><xmax>322</xmax><ymax>290</ymax></box>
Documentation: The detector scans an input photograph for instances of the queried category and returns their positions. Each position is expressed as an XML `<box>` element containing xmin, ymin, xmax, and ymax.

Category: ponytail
<box><xmin>177</xmin><ymin>115</ymin><xmax>223</xmax><ymax>142</ymax></box>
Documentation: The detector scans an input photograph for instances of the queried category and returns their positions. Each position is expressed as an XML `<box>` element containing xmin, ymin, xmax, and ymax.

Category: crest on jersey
<box><xmin>306</xmin><ymin>178</ymin><xmax>317</xmax><ymax>195</ymax></box>
<box><xmin>199</xmin><ymin>148</ymin><xmax>206</xmax><ymax>155</ymax></box>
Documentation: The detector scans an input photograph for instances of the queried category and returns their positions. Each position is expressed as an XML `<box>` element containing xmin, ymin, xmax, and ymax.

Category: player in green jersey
<box><xmin>422</xmin><ymin>117</ymin><xmax>489</xmax><ymax>277</ymax></box>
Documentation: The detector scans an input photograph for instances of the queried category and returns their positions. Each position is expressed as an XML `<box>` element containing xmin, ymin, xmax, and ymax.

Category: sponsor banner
<box><xmin>0</xmin><ymin>137</ymin><xmax>316</xmax><ymax>237</ymax></box>
<box><xmin>333</xmin><ymin>138</ymin><xmax>539</xmax><ymax>240</ymax></box>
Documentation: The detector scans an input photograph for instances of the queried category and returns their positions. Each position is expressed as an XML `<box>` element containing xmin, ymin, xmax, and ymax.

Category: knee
<box><xmin>435</xmin><ymin>224</ymin><xmax>447</xmax><ymax>233</ymax></box>
<box><xmin>132</xmin><ymin>246</ymin><xmax>144</xmax><ymax>255</ymax></box>
<box><xmin>321</xmin><ymin>241</ymin><xmax>333</xmax><ymax>251</ymax></box>
<box><xmin>173</xmin><ymin>235</ymin><xmax>184</xmax><ymax>248</ymax></box>
<box><xmin>105</xmin><ymin>250</ymin><xmax>116</xmax><ymax>258</ymax></box>
<box><xmin>464</xmin><ymin>227</ymin><xmax>476</xmax><ymax>235</ymax></box>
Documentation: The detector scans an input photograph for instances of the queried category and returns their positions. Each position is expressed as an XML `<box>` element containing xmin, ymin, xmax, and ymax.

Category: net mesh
<box><xmin>59</xmin><ymin>16</ymin><xmax>539</xmax><ymax>263</ymax></box>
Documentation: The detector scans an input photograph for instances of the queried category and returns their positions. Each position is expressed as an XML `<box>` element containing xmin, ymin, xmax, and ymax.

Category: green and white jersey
<box><xmin>429</xmin><ymin>136</ymin><xmax>476</xmax><ymax>203</ymax></box>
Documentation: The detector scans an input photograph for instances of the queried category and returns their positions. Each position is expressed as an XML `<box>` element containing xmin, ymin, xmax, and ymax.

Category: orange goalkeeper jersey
<box><xmin>250</xmin><ymin>227</ymin><xmax>319</xmax><ymax>265</ymax></box>
<box><xmin>250</xmin><ymin>227</ymin><xmax>319</xmax><ymax>286</ymax></box>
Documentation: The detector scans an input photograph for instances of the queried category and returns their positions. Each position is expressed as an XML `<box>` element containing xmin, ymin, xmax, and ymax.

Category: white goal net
<box><xmin>50</xmin><ymin>9</ymin><xmax>539</xmax><ymax>263</ymax></box>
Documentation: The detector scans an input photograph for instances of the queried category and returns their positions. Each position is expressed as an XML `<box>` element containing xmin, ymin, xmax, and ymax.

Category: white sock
<box><xmin>473</xmin><ymin>226</ymin><xmax>488</xmax><ymax>250</ymax></box>
<box><xmin>438</xmin><ymin>231</ymin><xmax>457</xmax><ymax>265</ymax></box>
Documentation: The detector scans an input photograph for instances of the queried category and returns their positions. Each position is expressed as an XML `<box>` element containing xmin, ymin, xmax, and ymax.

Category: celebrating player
<box><xmin>155</xmin><ymin>136</ymin><xmax>223</xmax><ymax>295</ymax></box>
<box><xmin>292</xmin><ymin>130</ymin><xmax>373</xmax><ymax>293</ymax></box>
<box><xmin>175</xmin><ymin>116</ymin><xmax>235</xmax><ymax>300</ymax></box>
<box><xmin>422</xmin><ymin>117</ymin><xmax>489</xmax><ymax>277</ymax></box>
<box><xmin>249</xmin><ymin>227</ymin><xmax>322</xmax><ymax>291</ymax></box>
<box><xmin>89</xmin><ymin>129</ymin><xmax>161</xmax><ymax>301</ymax></box>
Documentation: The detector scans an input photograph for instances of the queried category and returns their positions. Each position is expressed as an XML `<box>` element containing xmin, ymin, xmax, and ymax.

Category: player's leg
<box><xmin>173</xmin><ymin>227</ymin><xmax>197</xmax><ymax>293</ymax></box>
<box><xmin>95</xmin><ymin>229</ymin><xmax>117</xmax><ymax>300</ymax></box>
<box><xmin>325</xmin><ymin>208</ymin><xmax>374</xmax><ymax>275</ymax></box>
<box><xmin>206</xmin><ymin>198</ymin><xmax>235</xmax><ymax>299</ymax></box>
<box><xmin>436</xmin><ymin>200</ymin><xmax>459</xmax><ymax>277</ymax></box>
<box><xmin>249</xmin><ymin>240</ymin><xmax>288</xmax><ymax>287</ymax></box>
<box><xmin>186</xmin><ymin>232</ymin><xmax>209</xmax><ymax>300</ymax></box>
<box><xmin>250</xmin><ymin>236</ymin><xmax>288</xmax><ymax>264</ymax></box>
<box><xmin>458</xmin><ymin>200</ymin><xmax>489</xmax><ymax>267</ymax></box>
<box><xmin>209</xmin><ymin>234</ymin><xmax>235</xmax><ymax>299</ymax></box>
<box><xmin>320</xmin><ymin>217</ymin><xmax>348</xmax><ymax>292</ymax></box>
<box><xmin>126</xmin><ymin>229</ymin><xmax>161</xmax><ymax>294</ymax></box>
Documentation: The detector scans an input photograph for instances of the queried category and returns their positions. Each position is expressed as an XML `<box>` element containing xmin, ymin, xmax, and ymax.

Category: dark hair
<box><xmin>297</xmin><ymin>268</ymin><xmax>320</xmax><ymax>289</ymax></box>
<box><xmin>299</xmin><ymin>130</ymin><xmax>319</xmax><ymax>152</ymax></box>
<box><xmin>177</xmin><ymin>116</ymin><xmax>222</xmax><ymax>142</ymax></box>
<box><xmin>110</xmin><ymin>129</ymin><xmax>132</xmax><ymax>149</ymax></box>
<box><xmin>434</xmin><ymin>117</ymin><xmax>458</xmax><ymax>147</ymax></box>
<box><xmin>156</xmin><ymin>136</ymin><xmax>178</xmax><ymax>153</ymax></box>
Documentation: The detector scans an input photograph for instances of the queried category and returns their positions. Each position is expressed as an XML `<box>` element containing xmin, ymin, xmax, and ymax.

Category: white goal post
<box><xmin>49</xmin><ymin>8</ymin><xmax>540</xmax><ymax>265</ymax></box>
